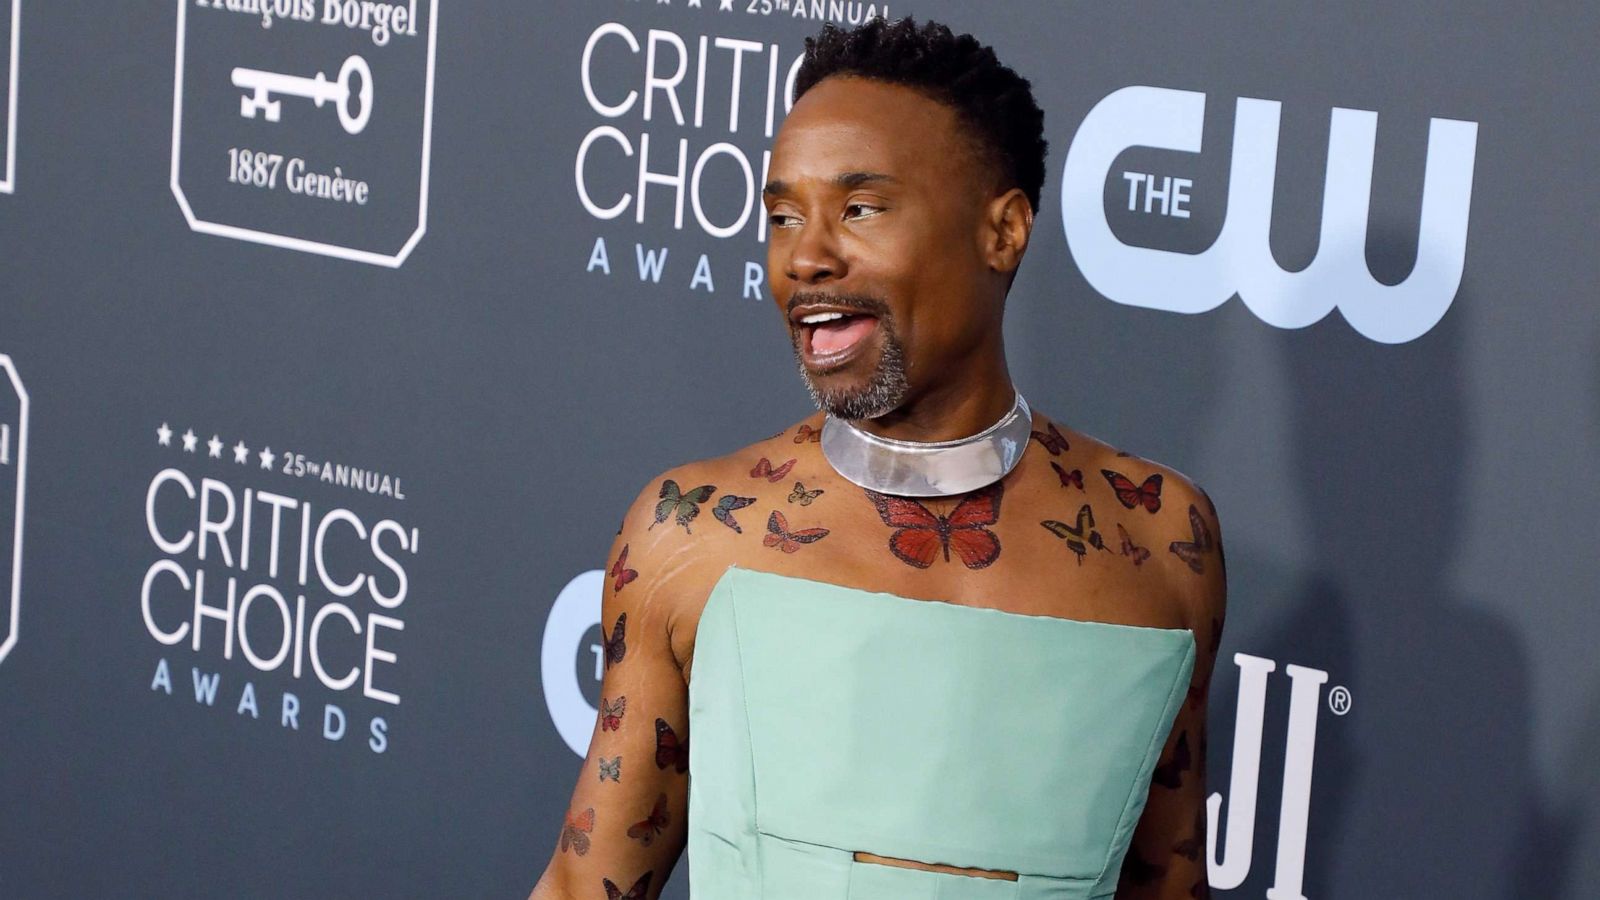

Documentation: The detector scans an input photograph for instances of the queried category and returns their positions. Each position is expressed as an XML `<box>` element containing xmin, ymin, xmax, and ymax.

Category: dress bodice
<box><xmin>687</xmin><ymin>565</ymin><xmax>1196</xmax><ymax>899</ymax></box>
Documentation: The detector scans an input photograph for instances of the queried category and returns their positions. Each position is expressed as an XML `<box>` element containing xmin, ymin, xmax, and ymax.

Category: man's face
<box><xmin>764</xmin><ymin>76</ymin><xmax>1002</xmax><ymax>420</ymax></box>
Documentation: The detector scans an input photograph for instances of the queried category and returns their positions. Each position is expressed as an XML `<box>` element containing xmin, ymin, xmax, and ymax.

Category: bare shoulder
<box><xmin>1034</xmin><ymin>416</ymin><xmax>1227</xmax><ymax>634</ymax></box>
<box><xmin>607</xmin><ymin>419</ymin><xmax>826</xmax><ymax>667</ymax></box>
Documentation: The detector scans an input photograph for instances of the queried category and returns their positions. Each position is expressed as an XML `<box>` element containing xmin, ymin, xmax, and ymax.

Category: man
<box><xmin>531</xmin><ymin>17</ymin><xmax>1224</xmax><ymax>900</ymax></box>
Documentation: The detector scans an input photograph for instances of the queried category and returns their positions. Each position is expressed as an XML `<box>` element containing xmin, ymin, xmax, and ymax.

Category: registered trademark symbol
<box><xmin>1328</xmin><ymin>685</ymin><xmax>1352</xmax><ymax>715</ymax></box>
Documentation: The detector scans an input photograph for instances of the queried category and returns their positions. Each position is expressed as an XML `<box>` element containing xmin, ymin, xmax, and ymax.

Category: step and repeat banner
<box><xmin>1</xmin><ymin>1</ymin><xmax>1597</xmax><ymax>897</ymax></box>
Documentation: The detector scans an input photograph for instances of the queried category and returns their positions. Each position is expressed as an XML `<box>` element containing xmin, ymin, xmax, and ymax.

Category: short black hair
<box><xmin>793</xmin><ymin>17</ymin><xmax>1048</xmax><ymax>213</ymax></box>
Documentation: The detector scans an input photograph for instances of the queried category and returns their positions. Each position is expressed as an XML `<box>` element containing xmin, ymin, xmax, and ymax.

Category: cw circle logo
<box><xmin>1061</xmin><ymin>85</ymin><xmax>1479</xmax><ymax>344</ymax></box>
<box><xmin>540</xmin><ymin>569</ymin><xmax>604</xmax><ymax>758</ymax></box>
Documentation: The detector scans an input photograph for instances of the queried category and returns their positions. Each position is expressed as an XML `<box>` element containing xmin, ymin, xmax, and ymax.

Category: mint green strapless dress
<box><xmin>687</xmin><ymin>566</ymin><xmax>1196</xmax><ymax>900</ymax></box>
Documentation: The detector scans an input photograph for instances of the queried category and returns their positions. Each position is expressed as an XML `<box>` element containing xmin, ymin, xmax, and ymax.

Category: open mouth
<box><xmin>799</xmin><ymin>311</ymin><xmax>880</xmax><ymax>366</ymax></box>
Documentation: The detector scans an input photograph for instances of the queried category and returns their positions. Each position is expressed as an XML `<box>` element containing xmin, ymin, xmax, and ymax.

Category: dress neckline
<box><xmin>718</xmin><ymin>564</ymin><xmax>1193</xmax><ymax>637</ymax></box>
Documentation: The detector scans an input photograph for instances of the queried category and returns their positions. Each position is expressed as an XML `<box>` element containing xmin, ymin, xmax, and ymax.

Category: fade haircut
<box><xmin>793</xmin><ymin>16</ymin><xmax>1048</xmax><ymax>213</ymax></box>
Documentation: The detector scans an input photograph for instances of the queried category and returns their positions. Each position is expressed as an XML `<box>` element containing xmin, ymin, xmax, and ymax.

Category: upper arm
<box><xmin>1116</xmin><ymin>480</ymin><xmax>1227</xmax><ymax>899</ymax></box>
<box><xmin>530</xmin><ymin>471</ymin><xmax>710</xmax><ymax>900</ymax></box>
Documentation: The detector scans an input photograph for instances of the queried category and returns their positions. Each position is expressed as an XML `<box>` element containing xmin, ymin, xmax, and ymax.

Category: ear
<box><xmin>982</xmin><ymin>187</ymin><xmax>1034</xmax><ymax>276</ymax></box>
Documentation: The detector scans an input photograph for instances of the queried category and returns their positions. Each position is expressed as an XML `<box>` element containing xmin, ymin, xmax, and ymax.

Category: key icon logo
<box><xmin>231</xmin><ymin>54</ymin><xmax>373</xmax><ymax>135</ymax></box>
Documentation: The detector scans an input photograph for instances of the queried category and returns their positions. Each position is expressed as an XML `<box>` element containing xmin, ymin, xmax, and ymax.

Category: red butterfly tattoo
<box><xmin>600</xmin><ymin>695</ymin><xmax>626</xmax><ymax>731</ymax></box>
<box><xmin>1116</xmin><ymin>523</ymin><xmax>1151</xmax><ymax>566</ymax></box>
<box><xmin>559</xmin><ymin>807</ymin><xmax>594</xmax><ymax>856</ymax></box>
<box><xmin>794</xmin><ymin>423</ymin><xmax>821</xmax><ymax>443</ymax></box>
<box><xmin>654</xmin><ymin>717</ymin><xmax>689</xmax><ymax>773</ymax></box>
<box><xmin>1168</xmin><ymin>504</ymin><xmax>1215</xmax><ymax>574</ymax></box>
<box><xmin>626</xmin><ymin>793</ymin><xmax>671</xmax><ymax>846</ymax></box>
<box><xmin>603</xmin><ymin>872</ymin><xmax>653</xmax><ymax>900</ymax></box>
<box><xmin>865</xmin><ymin>482</ymin><xmax>1003</xmax><ymax>569</ymax></box>
<box><xmin>1051</xmin><ymin>461</ymin><xmax>1084</xmax><ymax>490</ymax></box>
<box><xmin>609</xmin><ymin>544</ymin><xmax>638</xmax><ymax>593</ymax></box>
<box><xmin>1040</xmin><ymin>504</ymin><xmax>1108</xmax><ymax>564</ymax></box>
<box><xmin>1102</xmin><ymin>468</ymin><xmax>1163</xmax><ymax>513</ymax></box>
<box><xmin>600</xmin><ymin>613</ymin><xmax>626</xmax><ymax>669</ymax></box>
<box><xmin>763</xmin><ymin>509</ymin><xmax>830</xmax><ymax>553</ymax></box>
<box><xmin>1031</xmin><ymin>421</ymin><xmax>1069</xmax><ymax>455</ymax></box>
<box><xmin>750</xmin><ymin>456</ymin><xmax>797</xmax><ymax>482</ymax></box>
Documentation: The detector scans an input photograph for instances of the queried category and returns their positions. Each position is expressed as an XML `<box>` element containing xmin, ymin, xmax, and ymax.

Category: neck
<box><xmin>850</xmin><ymin>357</ymin><xmax>1017</xmax><ymax>443</ymax></box>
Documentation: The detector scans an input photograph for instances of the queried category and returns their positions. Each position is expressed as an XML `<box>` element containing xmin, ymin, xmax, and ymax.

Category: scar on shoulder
<box><xmin>851</xmin><ymin>850</ymin><xmax>1019</xmax><ymax>882</ymax></box>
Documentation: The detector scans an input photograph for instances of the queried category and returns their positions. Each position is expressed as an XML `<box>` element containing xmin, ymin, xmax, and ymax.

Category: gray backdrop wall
<box><xmin>1</xmin><ymin>1</ymin><xmax>1597</xmax><ymax>897</ymax></box>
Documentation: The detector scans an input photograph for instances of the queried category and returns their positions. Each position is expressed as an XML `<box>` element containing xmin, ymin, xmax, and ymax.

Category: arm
<box><xmin>529</xmin><ymin>475</ymin><xmax>702</xmax><ymax>900</ymax></box>
<box><xmin>1116</xmin><ymin>486</ymin><xmax>1227</xmax><ymax>900</ymax></box>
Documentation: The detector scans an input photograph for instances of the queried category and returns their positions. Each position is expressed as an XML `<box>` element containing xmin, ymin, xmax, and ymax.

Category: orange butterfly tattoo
<box><xmin>763</xmin><ymin>509</ymin><xmax>830</xmax><ymax>553</ymax></box>
<box><xmin>865</xmin><ymin>482</ymin><xmax>1002</xmax><ymax>569</ymax></box>
<box><xmin>559</xmin><ymin>807</ymin><xmax>594</xmax><ymax>856</ymax></box>
<box><xmin>1116</xmin><ymin>523</ymin><xmax>1151</xmax><ymax>566</ymax></box>
<box><xmin>1102</xmin><ymin>468</ymin><xmax>1163</xmax><ymax>513</ymax></box>
<box><xmin>794</xmin><ymin>423</ymin><xmax>821</xmax><ymax>443</ymax></box>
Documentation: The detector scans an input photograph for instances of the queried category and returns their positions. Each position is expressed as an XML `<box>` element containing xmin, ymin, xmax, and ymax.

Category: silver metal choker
<box><xmin>820</xmin><ymin>392</ymin><xmax>1032</xmax><ymax>497</ymax></box>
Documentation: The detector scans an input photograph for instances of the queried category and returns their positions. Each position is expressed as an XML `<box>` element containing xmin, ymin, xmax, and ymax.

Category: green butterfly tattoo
<box><xmin>598</xmin><ymin>756</ymin><xmax>621</xmax><ymax>782</ymax></box>
<box><xmin>651</xmin><ymin>479</ymin><xmax>717</xmax><ymax>533</ymax></box>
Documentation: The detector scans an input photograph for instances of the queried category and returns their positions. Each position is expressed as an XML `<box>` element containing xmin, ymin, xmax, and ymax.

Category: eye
<box><xmin>768</xmin><ymin>213</ymin><xmax>801</xmax><ymax>228</ymax></box>
<box><xmin>844</xmin><ymin>203</ymin><xmax>882</xmax><ymax>219</ymax></box>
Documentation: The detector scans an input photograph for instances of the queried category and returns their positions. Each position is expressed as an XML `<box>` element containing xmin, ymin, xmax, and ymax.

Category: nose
<box><xmin>784</xmin><ymin>217</ymin><xmax>846</xmax><ymax>285</ymax></box>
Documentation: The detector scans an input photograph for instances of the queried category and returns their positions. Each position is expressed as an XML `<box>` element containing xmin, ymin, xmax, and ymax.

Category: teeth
<box><xmin>799</xmin><ymin>311</ymin><xmax>848</xmax><ymax>324</ymax></box>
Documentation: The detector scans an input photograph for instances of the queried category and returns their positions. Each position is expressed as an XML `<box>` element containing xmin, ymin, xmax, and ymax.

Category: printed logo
<box><xmin>541</xmin><ymin>568</ymin><xmax>605</xmax><ymax>757</ymax></box>
<box><xmin>1061</xmin><ymin>85</ymin><xmax>1479</xmax><ymax>344</ymax></box>
<box><xmin>0</xmin><ymin>0</ymin><xmax>18</xmax><ymax>193</ymax></box>
<box><xmin>142</xmin><ymin>416</ymin><xmax>418</xmax><ymax>753</ymax></box>
<box><xmin>0</xmin><ymin>354</ymin><xmax>27</xmax><ymax>665</ymax></box>
<box><xmin>170</xmin><ymin>0</ymin><xmax>439</xmax><ymax>266</ymax></box>
<box><xmin>1209</xmin><ymin>652</ymin><xmax>1336</xmax><ymax>900</ymax></box>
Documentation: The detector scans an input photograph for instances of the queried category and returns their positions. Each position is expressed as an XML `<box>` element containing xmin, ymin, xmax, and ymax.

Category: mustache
<box><xmin>787</xmin><ymin>290</ymin><xmax>890</xmax><ymax>319</ymax></box>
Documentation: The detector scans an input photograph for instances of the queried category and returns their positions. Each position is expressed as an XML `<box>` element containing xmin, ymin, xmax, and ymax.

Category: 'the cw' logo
<box><xmin>1210</xmin><ymin>653</ymin><xmax>1334</xmax><ymax>900</ymax></box>
<box><xmin>1061</xmin><ymin>86</ymin><xmax>1479</xmax><ymax>344</ymax></box>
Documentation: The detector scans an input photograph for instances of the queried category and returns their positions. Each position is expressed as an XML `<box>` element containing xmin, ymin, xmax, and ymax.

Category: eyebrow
<box><xmin>762</xmin><ymin>172</ymin><xmax>900</xmax><ymax>197</ymax></box>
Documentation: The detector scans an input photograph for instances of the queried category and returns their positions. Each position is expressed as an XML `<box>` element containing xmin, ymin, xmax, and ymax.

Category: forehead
<box><xmin>768</xmin><ymin>76</ymin><xmax>979</xmax><ymax>192</ymax></box>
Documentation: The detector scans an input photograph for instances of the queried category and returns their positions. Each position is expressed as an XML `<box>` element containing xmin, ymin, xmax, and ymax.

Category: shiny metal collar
<box><xmin>820</xmin><ymin>393</ymin><xmax>1032</xmax><ymax>497</ymax></box>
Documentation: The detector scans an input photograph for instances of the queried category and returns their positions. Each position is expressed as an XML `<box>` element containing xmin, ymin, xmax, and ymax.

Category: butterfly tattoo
<box><xmin>787</xmin><ymin>480</ymin><xmax>824</xmax><ymax>506</ymax></box>
<box><xmin>1116</xmin><ymin>523</ymin><xmax>1151</xmax><ymax>566</ymax></box>
<box><xmin>1040</xmin><ymin>504</ymin><xmax>1108</xmax><ymax>564</ymax></box>
<box><xmin>1031</xmin><ymin>421</ymin><xmax>1069</xmax><ymax>455</ymax></box>
<box><xmin>1102</xmin><ymin>469</ymin><xmax>1163</xmax><ymax>513</ymax></box>
<box><xmin>654</xmin><ymin>718</ymin><xmax>690</xmax><ymax>773</ymax></box>
<box><xmin>600</xmin><ymin>695</ymin><xmax>626</xmax><ymax>731</ymax></box>
<box><xmin>712</xmin><ymin>494</ymin><xmax>756</xmax><ymax>533</ymax></box>
<box><xmin>651</xmin><ymin>479</ymin><xmax>716</xmax><ymax>533</ymax></box>
<box><xmin>865</xmin><ymin>482</ymin><xmax>1002</xmax><ymax>569</ymax></box>
<box><xmin>750</xmin><ymin>456</ymin><xmax>796</xmax><ymax>482</ymax></box>
<box><xmin>1169</xmin><ymin>504</ymin><xmax>1215</xmax><ymax>574</ymax></box>
<box><xmin>598</xmin><ymin>756</ymin><xmax>621</xmax><ymax>783</ymax></box>
<box><xmin>626</xmin><ymin>793</ymin><xmax>671</xmax><ymax>846</ymax></box>
<box><xmin>609</xmin><ymin>544</ymin><xmax>638</xmax><ymax>593</ymax></box>
<box><xmin>559</xmin><ymin>807</ymin><xmax>594</xmax><ymax>856</ymax></box>
<box><xmin>1051</xmin><ymin>461</ymin><xmax>1084</xmax><ymax>490</ymax></box>
<box><xmin>1151</xmin><ymin>730</ymin><xmax>1192</xmax><ymax>789</ymax></box>
<box><xmin>763</xmin><ymin>509</ymin><xmax>830</xmax><ymax>553</ymax></box>
<box><xmin>600</xmin><ymin>613</ymin><xmax>626</xmax><ymax>669</ymax></box>
<box><xmin>794</xmin><ymin>423</ymin><xmax>821</xmax><ymax>443</ymax></box>
<box><xmin>603</xmin><ymin>871</ymin><xmax>653</xmax><ymax>900</ymax></box>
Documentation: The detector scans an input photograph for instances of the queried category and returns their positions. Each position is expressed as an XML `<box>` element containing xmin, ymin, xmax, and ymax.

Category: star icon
<box><xmin>181</xmin><ymin>428</ymin><xmax>198</xmax><ymax>453</ymax></box>
<box><xmin>207</xmin><ymin>435</ymin><xmax>224</xmax><ymax>458</ymax></box>
<box><xmin>157</xmin><ymin>422</ymin><xmax>173</xmax><ymax>446</ymax></box>
<box><xmin>233</xmin><ymin>440</ymin><xmax>249</xmax><ymax>464</ymax></box>
<box><xmin>719</xmin><ymin>0</ymin><xmax>733</xmax><ymax>9</ymax></box>
<box><xmin>258</xmin><ymin>446</ymin><xmax>275</xmax><ymax>469</ymax></box>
